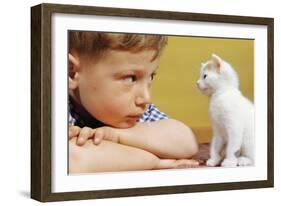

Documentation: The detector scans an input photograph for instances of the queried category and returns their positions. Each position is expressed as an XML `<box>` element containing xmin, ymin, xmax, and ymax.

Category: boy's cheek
<box><xmin>107</xmin><ymin>96</ymin><xmax>133</xmax><ymax>112</ymax></box>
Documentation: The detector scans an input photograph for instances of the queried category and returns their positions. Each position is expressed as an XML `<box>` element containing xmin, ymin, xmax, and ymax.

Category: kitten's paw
<box><xmin>206</xmin><ymin>158</ymin><xmax>221</xmax><ymax>167</ymax></box>
<box><xmin>221</xmin><ymin>158</ymin><xmax>238</xmax><ymax>167</ymax></box>
<box><xmin>238</xmin><ymin>156</ymin><xmax>252</xmax><ymax>166</ymax></box>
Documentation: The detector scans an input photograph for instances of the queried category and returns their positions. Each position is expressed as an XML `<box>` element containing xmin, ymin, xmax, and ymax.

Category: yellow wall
<box><xmin>151</xmin><ymin>36</ymin><xmax>254</xmax><ymax>143</ymax></box>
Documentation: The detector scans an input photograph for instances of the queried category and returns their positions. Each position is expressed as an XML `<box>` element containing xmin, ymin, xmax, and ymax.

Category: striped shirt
<box><xmin>138</xmin><ymin>103</ymin><xmax>168</xmax><ymax>123</ymax></box>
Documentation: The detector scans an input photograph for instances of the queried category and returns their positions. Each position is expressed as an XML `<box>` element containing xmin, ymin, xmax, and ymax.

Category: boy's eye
<box><xmin>150</xmin><ymin>72</ymin><xmax>157</xmax><ymax>81</ymax></box>
<box><xmin>124</xmin><ymin>75</ymin><xmax>137</xmax><ymax>83</ymax></box>
<box><xmin>203</xmin><ymin>74</ymin><xmax>207</xmax><ymax>79</ymax></box>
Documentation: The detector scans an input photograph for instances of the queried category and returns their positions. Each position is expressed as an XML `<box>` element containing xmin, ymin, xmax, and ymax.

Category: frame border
<box><xmin>31</xmin><ymin>3</ymin><xmax>274</xmax><ymax>202</ymax></box>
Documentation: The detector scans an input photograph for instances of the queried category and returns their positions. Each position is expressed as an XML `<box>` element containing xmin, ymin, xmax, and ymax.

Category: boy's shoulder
<box><xmin>69</xmin><ymin>101</ymin><xmax>168</xmax><ymax>126</ymax></box>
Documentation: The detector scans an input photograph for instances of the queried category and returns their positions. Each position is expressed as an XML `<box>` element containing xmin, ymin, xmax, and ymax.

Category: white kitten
<box><xmin>196</xmin><ymin>54</ymin><xmax>254</xmax><ymax>167</ymax></box>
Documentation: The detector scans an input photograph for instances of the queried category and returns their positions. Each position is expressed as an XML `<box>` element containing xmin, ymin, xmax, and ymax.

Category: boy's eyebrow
<box><xmin>115</xmin><ymin>66</ymin><xmax>158</xmax><ymax>75</ymax></box>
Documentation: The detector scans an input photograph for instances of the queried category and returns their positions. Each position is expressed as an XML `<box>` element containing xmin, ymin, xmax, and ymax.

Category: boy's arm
<box><xmin>69</xmin><ymin>119</ymin><xmax>198</xmax><ymax>160</ymax></box>
<box><xmin>69</xmin><ymin>138</ymin><xmax>199</xmax><ymax>174</ymax></box>
<box><xmin>69</xmin><ymin>138</ymin><xmax>160</xmax><ymax>173</ymax></box>
<box><xmin>118</xmin><ymin>119</ymin><xmax>198</xmax><ymax>159</ymax></box>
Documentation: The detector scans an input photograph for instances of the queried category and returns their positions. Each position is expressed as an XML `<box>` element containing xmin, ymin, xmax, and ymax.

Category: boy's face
<box><xmin>70</xmin><ymin>50</ymin><xmax>160</xmax><ymax>128</ymax></box>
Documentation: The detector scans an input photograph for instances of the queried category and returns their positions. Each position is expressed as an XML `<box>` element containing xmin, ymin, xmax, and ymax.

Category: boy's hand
<box><xmin>69</xmin><ymin>125</ymin><xmax>120</xmax><ymax>146</ymax></box>
<box><xmin>69</xmin><ymin>125</ymin><xmax>81</xmax><ymax>139</ymax></box>
<box><xmin>154</xmin><ymin>159</ymin><xmax>200</xmax><ymax>170</ymax></box>
<box><xmin>172</xmin><ymin>159</ymin><xmax>200</xmax><ymax>168</ymax></box>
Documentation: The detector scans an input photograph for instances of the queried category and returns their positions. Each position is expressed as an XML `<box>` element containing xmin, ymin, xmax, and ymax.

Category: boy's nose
<box><xmin>135</xmin><ymin>87</ymin><xmax>151</xmax><ymax>108</ymax></box>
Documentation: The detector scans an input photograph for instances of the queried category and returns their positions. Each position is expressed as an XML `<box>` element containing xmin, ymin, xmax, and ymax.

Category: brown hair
<box><xmin>69</xmin><ymin>31</ymin><xmax>168</xmax><ymax>61</ymax></box>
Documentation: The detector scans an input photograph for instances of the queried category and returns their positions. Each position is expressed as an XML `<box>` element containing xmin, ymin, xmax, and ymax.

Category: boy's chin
<box><xmin>110</xmin><ymin>120</ymin><xmax>137</xmax><ymax>129</ymax></box>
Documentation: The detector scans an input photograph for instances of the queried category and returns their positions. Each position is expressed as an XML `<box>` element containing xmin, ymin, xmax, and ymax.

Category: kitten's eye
<box><xmin>203</xmin><ymin>74</ymin><xmax>207</xmax><ymax>79</ymax></box>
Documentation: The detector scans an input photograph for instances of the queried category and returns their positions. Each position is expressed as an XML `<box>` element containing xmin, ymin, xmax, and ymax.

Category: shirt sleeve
<box><xmin>138</xmin><ymin>103</ymin><xmax>169</xmax><ymax>122</ymax></box>
<box><xmin>69</xmin><ymin>112</ymin><xmax>76</xmax><ymax>125</ymax></box>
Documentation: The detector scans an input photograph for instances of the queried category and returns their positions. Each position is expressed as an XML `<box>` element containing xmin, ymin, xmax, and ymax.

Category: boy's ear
<box><xmin>68</xmin><ymin>53</ymin><xmax>80</xmax><ymax>90</ymax></box>
<box><xmin>211</xmin><ymin>53</ymin><xmax>222</xmax><ymax>73</ymax></box>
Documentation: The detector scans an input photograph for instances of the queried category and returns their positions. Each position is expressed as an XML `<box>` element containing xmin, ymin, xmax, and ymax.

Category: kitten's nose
<box><xmin>196</xmin><ymin>80</ymin><xmax>202</xmax><ymax>89</ymax></box>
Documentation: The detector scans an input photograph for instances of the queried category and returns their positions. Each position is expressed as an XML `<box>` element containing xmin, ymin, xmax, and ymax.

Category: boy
<box><xmin>68</xmin><ymin>31</ymin><xmax>199</xmax><ymax>173</ymax></box>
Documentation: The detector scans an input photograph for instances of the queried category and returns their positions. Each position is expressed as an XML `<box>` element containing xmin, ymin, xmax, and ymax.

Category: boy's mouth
<box><xmin>127</xmin><ymin>114</ymin><xmax>142</xmax><ymax>120</ymax></box>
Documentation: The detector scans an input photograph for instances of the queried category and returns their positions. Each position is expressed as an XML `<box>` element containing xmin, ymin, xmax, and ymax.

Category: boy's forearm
<box><xmin>118</xmin><ymin>119</ymin><xmax>199</xmax><ymax>159</ymax></box>
<box><xmin>69</xmin><ymin>139</ymin><xmax>160</xmax><ymax>174</ymax></box>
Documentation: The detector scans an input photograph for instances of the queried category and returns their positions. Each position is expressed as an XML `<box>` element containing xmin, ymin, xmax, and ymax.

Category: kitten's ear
<box><xmin>211</xmin><ymin>53</ymin><xmax>222</xmax><ymax>73</ymax></box>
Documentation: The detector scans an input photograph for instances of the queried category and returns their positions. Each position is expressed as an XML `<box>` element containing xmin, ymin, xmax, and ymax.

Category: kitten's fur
<box><xmin>197</xmin><ymin>54</ymin><xmax>254</xmax><ymax>167</ymax></box>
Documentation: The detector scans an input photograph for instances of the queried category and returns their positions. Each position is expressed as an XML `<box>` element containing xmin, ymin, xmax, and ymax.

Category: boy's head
<box><xmin>69</xmin><ymin>32</ymin><xmax>167</xmax><ymax>63</ymax></box>
<box><xmin>68</xmin><ymin>31</ymin><xmax>168</xmax><ymax>128</ymax></box>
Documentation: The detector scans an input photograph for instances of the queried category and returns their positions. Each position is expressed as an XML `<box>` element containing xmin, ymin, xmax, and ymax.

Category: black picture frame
<box><xmin>31</xmin><ymin>3</ymin><xmax>274</xmax><ymax>202</ymax></box>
